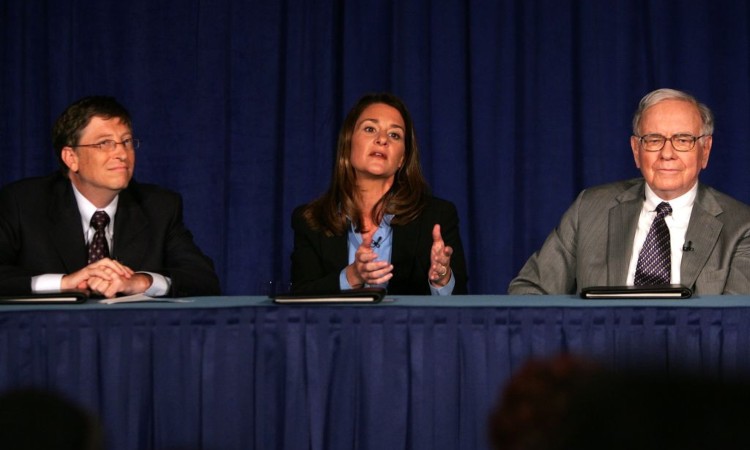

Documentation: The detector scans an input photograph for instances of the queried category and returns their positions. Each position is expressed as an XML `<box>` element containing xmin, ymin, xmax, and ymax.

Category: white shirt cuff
<box><xmin>142</xmin><ymin>272</ymin><xmax>171</xmax><ymax>297</ymax></box>
<box><xmin>31</xmin><ymin>274</ymin><xmax>65</xmax><ymax>292</ymax></box>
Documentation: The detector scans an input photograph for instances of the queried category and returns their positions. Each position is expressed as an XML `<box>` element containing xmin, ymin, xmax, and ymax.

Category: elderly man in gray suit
<box><xmin>509</xmin><ymin>88</ymin><xmax>750</xmax><ymax>295</ymax></box>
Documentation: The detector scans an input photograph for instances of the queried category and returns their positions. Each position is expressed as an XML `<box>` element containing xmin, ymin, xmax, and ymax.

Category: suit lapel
<box><xmin>47</xmin><ymin>180</ymin><xmax>88</xmax><ymax>271</ymax></box>
<box><xmin>681</xmin><ymin>185</ymin><xmax>723</xmax><ymax>288</ymax></box>
<box><xmin>324</xmin><ymin>234</ymin><xmax>348</xmax><ymax>269</ymax></box>
<box><xmin>607</xmin><ymin>183</ymin><xmax>644</xmax><ymax>285</ymax></box>
<box><xmin>391</xmin><ymin>218</ymin><xmax>420</xmax><ymax>281</ymax></box>
<box><xmin>112</xmin><ymin>188</ymin><xmax>150</xmax><ymax>266</ymax></box>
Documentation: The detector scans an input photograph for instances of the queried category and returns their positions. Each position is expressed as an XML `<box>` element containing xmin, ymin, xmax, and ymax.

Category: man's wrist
<box><xmin>131</xmin><ymin>273</ymin><xmax>153</xmax><ymax>294</ymax></box>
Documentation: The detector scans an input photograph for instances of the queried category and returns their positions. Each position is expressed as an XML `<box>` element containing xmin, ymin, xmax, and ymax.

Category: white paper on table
<box><xmin>98</xmin><ymin>294</ymin><xmax>194</xmax><ymax>304</ymax></box>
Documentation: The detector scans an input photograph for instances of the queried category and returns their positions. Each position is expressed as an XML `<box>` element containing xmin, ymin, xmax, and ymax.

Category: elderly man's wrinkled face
<box><xmin>630</xmin><ymin>99</ymin><xmax>712</xmax><ymax>200</ymax></box>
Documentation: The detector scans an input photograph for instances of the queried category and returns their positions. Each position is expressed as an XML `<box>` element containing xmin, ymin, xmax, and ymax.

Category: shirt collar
<box><xmin>71</xmin><ymin>182</ymin><xmax>119</xmax><ymax>229</ymax></box>
<box><xmin>643</xmin><ymin>182</ymin><xmax>697</xmax><ymax>211</ymax></box>
<box><xmin>347</xmin><ymin>213</ymin><xmax>395</xmax><ymax>233</ymax></box>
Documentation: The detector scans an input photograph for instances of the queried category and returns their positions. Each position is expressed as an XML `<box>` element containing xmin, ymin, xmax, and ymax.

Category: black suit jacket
<box><xmin>0</xmin><ymin>173</ymin><xmax>221</xmax><ymax>296</ymax></box>
<box><xmin>291</xmin><ymin>196</ymin><xmax>468</xmax><ymax>295</ymax></box>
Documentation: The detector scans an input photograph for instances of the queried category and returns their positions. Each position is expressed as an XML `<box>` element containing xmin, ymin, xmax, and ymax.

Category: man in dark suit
<box><xmin>0</xmin><ymin>96</ymin><xmax>220</xmax><ymax>298</ymax></box>
<box><xmin>509</xmin><ymin>88</ymin><xmax>750</xmax><ymax>295</ymax></box>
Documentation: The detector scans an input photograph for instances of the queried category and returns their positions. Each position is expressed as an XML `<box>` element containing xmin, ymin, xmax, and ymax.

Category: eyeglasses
<box><xmin>73</xmin><ymin>138</ymin><xmax>140</xmax><ymax>152</ymax></box>
<box><xmin>636</xmin><ymin>133</ymin><xmax>707</xmax><ymax>152</ymax></box>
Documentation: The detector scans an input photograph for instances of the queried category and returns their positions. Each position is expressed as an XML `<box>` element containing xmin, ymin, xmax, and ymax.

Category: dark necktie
<box><xmin>634</xmin><ymin>202</ymin><xmax>672</xmax><ymax>286</ymax></box>
<box><xmin>87</xmin><ymin>211</ymin><xmax>111</xmax><ymax>264</ymax></box>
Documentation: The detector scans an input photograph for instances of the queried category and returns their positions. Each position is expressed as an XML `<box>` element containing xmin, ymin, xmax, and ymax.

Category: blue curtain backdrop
<box><xmin>2</xmin><ymin>0</ymin><xmax>750</xmax><ymax>294</ymax></box>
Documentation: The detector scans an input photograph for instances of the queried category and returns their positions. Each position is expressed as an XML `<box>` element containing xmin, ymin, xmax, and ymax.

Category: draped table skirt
<box><xmin>1</xmin><ymin>295</ymin><xmax>749</xmax><ymax>450</ymax></box>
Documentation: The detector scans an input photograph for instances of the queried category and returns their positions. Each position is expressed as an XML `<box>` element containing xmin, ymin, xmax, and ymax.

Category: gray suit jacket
<box><xmin>508</xmin><ymin>179</ymin><xmax>750</xmax><ymax>295</ymax></box>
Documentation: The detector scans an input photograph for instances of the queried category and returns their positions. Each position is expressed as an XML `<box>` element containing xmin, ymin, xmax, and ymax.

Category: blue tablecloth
<box><xmin>1</xmin><ymin>295</ymin><xmax>750</xmax><ymax>450</ymax></box>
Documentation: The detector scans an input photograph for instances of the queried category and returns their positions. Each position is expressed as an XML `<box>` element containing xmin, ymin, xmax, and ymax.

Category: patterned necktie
<box><xmin>87</xmin><ymin>211</ymin><xmax>111</xmax><ymax>264</ymax></box>
<box><xmin>634</xmin><ymin>202</ymin><xmax>672</xmax><ymax>286</ymax></box>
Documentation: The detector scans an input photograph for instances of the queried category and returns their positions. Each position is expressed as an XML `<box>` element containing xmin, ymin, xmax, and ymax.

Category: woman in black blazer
<box><xmin>291</xmin><ymin>93</ymin><xmax>467</xmax><ymax>295</ymax></box>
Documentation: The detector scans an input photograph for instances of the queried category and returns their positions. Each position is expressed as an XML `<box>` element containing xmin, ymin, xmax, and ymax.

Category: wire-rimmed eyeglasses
<box><xmin>73</xmin><ymin>138</ymin><xmax>140</xmax><ymax>152</ymax></box>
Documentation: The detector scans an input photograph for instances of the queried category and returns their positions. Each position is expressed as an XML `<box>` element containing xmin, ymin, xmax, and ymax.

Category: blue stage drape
<box><xmin>2</xmin><ymin>301</ymin><xmax>750</xmax><ymax>450</ymax></box>
<box><xmin>3</xmin><ymin>0</ymin><xmax>750</xmax><ymax>294</ymax></box>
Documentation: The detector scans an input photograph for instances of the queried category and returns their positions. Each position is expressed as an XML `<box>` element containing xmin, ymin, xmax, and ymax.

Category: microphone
<box><xmin>682</xmin><ymin>241</ymin><xmax>694</xmax><ymax>252</ymax></box>
<box><xmin>371</xmin><ymin>236</ymin><xmax>383</xmax><ymax>248</ymax></box>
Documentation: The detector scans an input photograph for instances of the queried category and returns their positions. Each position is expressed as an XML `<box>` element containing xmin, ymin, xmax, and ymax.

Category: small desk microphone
<box><xmin>682</xmin><ymin>241</ymin><xmax>694</xmax><ymax>252</ymax></box>
<box><xmin>371</xmin><ymin>237</ymin><xmax>383</xmax><ymax>248</ymax></box>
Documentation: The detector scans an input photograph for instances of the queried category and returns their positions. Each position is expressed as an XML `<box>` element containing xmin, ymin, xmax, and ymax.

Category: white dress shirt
<box><xmin>626</xmin><ymin>183</ymin><xmax>697</xmax><ymax>285</ymax></box>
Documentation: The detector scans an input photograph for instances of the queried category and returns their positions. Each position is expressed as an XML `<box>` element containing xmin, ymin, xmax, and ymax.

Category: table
<box><xmin>2</xmin><ymin>295</ymin><xmax>750</xmax><ymax>450</ymax></box>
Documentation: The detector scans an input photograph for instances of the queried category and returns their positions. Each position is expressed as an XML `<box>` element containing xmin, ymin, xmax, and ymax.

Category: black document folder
<box><xmin>272</xmin><ymin>287</ymin><xmax>386</xmax><ymax>304</ymax></box>
<box><xmin>580</xmin><ymin>285</ymin><xmax>692</xmax><ymax>299</ymax></box>
<box><xmin>0</xmin><ymin>290</ymin><xmax>88</xmax><ymax>304</ymax></box>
